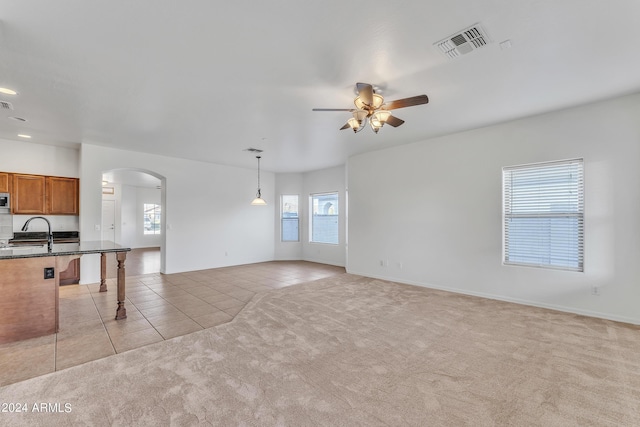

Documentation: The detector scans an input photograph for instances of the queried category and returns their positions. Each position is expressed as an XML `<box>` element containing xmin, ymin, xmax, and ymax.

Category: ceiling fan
<box><xmin>313</xmin><ymin>83</ymin><xmax>429</xmax><ymax>133</ymax></box>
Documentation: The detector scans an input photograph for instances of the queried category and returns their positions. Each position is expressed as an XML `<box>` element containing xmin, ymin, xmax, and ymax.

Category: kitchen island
<box><xmin>0</xmin><ymin>241</ymin><xmax>131</xmax><ymax>344</ymax></box>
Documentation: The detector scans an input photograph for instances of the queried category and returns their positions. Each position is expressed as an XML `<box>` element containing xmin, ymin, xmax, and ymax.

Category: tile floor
<box><xmin>103</xmin><ymin>247</ymin><xmax>162</xmax><ymax>278</ymax></box>
<box><xmin>0</xmin><ymin>260</ymin><xmax>345</xmax><ymax>387</ymax></box>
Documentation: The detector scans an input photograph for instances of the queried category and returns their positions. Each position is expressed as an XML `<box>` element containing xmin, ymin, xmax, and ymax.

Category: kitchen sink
<box><xmin>0</xmin><ymin>244</ymin><xmax>45</xmax><ymax>251</ymax></box>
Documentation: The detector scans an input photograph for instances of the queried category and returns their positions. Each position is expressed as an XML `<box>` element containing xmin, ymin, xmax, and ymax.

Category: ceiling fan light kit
<box><xmin>344</xmin><ymin>110</ymin><xmax>369</xmax><ymax>133</ymax></box>
<box><xmin>251</xmin><ymin>194</ymin><xmax>267</xmax><ymax>206</ymax></box>
<box><xmin>370</xmin><ymin>111</ymin><xmax>392</xmax><ymax>133</ymax></box>
<box><xmin>313</xmin><ymin>82</ymin><xmax>428</xmax><ymax>134</ymax></box>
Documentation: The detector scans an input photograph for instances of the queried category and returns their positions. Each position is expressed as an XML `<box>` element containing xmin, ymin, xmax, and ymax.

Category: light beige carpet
<box><xmin>0</xmin><ymin>274</ymin><xmax>639</xmax><ymax>426</ymax></box>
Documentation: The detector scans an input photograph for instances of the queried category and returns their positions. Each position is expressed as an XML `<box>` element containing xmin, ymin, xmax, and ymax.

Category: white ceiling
<box><xmin>1</xmin><ymin>1</ymin><xmax>640</xmax><ymax>173</ymax></box>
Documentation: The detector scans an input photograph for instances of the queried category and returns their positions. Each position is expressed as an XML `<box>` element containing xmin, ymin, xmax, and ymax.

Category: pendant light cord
<box><xmin>256</xmin><ymin>156</ymin><xmax>261</xmax><ymax>197</ymax></box>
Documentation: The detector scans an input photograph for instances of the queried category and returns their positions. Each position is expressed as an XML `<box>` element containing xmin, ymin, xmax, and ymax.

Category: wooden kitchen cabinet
<box><xmin>10</xmin><ymin>173</ymin><xmax>79</xmax><ymax>215</ymax></box>
<box><xmin>47</xmin><ymin>176</ymin><xmax>79</xmax><ymax>215</ymax></box>
<box><xmin>0</xmin><ymin>172</ymin><xmax>10</xmax><ymax>192</ymax></box>
<box><xmin>59</xmin><ymin>258</ymin><xmax>80</xmax><ymax>285</ymax></box>
<box><xmin>12</xmin><ymin>173</ymin><xmax>47</xmax><ymax>214</ymax></box>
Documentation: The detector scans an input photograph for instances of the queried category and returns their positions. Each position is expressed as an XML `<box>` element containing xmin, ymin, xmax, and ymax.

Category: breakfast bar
<box><xmin>0</xmin><ymin>241</ymin><xmax>131</xmax><ymax>344</ymax></box>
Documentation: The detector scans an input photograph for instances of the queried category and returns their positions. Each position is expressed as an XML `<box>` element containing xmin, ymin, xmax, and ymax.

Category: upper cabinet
<box><xmin>10</xmin><ymin>173</ymin><xmax>79</xmax><ymax>215</ymax></box>
<box><xmin>47</xmin><ymin>176</ymin><xmax>79</xmax><ymax>215</ymax></box>
<box><xmin>12</xmin><ymin>174</ymin><xmax>47</xmax><ymax>214</ymax></box>
<box><xmin>0</xmin><ymin>173</ymin><xmax>10</xmax><ymax>192</ymax></box>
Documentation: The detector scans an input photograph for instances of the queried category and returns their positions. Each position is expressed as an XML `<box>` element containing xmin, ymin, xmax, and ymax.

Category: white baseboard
<box><xmin>302</xmin><ymin>257</ymin><xmax>345</xmax><ymax>268</ymax></box>
<box><xmin>346</xmin><ymin>269</ymin><xmax>640</xmax><ymax>326</ymax></box>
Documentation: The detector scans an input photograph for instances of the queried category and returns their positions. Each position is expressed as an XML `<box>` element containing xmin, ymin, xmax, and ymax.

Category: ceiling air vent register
<box><xmin>0</xmin><ymin>101</ymin><xmax>14</xmax><ymax>110</ymax></box>
<box><xmin>435</xmin><ymin>24</ymin><xmax>490</xmax><ymax>59</ymax></box>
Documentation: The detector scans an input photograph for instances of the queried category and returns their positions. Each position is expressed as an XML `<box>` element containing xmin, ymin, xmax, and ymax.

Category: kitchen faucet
<box><xmin>21</xmin><ymin>216</ymin><xmax>53</xmax><ymax>252</ymax></box>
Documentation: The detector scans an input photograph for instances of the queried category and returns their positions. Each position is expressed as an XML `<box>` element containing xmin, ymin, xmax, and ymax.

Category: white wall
<box><xmin>0</xmin><ymin>139</ymin><xmax>79</xmax><ymax>177</ymax></box>
<box><xmin>347</xmin><ymin>92</ymin><xmax>640</xmax><ymax>324</ymax></box>
<box><xmin>80</xmin><ymin>143</ymin><xmax>275</xmax><ymax>283</ymax></box>
<box><xmin>119</xmin><ymin>185</ymin><xmax>136</xmax><ymax>246</ymax></box>
<box><xmin>274</xmin><ymin>173</ymin><xmax>303</xmax><ymax>260</ymax></box>
<box><xmin>0</xmin><ymin>139</ymin><xmax>80</xmax><ymax>234</ymax></box>
<box><xmin>301</xmin><ymin>165</ymin><xmax>346</xmax><ymax>267</ymax></box>
<box><xmin>133</xmin><ymin>186</ymin><xmax>162</xmax><ymax>248</ymax></box>
<box><xmin>274</xmin><ymin>166</ymin><xmax>347</xmax><ymax>266</ymax></box>
<box><xmin>102</xmin><ymin>181</ymin><xmax>161</xmax><ymax>248</ymax></box>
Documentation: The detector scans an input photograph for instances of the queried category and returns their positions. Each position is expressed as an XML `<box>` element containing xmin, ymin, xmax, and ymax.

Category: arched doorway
<box><xmin>101</xmin><ymin>168</ymin><xmax>167</xmax><ymax>275</ymax></box>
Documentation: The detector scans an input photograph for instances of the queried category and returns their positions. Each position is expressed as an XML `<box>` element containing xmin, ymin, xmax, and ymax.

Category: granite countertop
<box><xmin>0</xmin><ymin>240</ymin><xmax>131</xmax><ymax>259</ymax></box>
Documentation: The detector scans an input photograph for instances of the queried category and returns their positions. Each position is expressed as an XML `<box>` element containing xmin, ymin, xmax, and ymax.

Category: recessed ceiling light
<box><xmin>0</xmin><ymin>87</ymin><xmax>18</xmax><ymax>96</ymax></box>
<box><xmin>8</xmin><ymin>116</ymin><xmax>27</xmax><ymax>122</ymax></box>
<box><xmin>18</xmin><ymin>134</ymin><xmax>31</xmax><ymax>139</ymax></box>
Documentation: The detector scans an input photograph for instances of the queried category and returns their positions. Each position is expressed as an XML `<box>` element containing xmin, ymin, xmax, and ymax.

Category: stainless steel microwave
<box><xmin>0</xmin><ymin>193</ymin><xmax>10</xmax><ymax>214</ymax></box>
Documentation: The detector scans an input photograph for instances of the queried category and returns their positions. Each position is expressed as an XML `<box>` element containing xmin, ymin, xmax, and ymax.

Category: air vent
<box><xmin>435</xmin><ymin>24</ymin><xmax>490</xmax><ymax>59</ymax></box>
<box><xmin>243</xmin><ymin>148</ymin><xmax>263</xmax><ymax>153</ymax></box>
<box><xmin>0</xmin><ymin>101</ymin><xmax>14</xmax><ymax>110</ymax></box>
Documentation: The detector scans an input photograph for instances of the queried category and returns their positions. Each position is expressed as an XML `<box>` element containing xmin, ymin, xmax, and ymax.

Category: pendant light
<box><xmin>251</xmin><ymin>155</ymin><xmax>267</xmax><ymax>205</ymax></box>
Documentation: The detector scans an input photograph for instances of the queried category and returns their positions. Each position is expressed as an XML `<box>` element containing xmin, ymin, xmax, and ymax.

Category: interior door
<box><xmin>101</xmin><ymin>199</ymin><xmax>116</xmax><ymax>242</ymax></box>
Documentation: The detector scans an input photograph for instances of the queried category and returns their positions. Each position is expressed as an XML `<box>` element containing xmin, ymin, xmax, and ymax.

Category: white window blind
<box><xmin>310</xmin><ymin>192</ymin><xmax>338</xmax><ymax>244</ymax></box>
<box><xmin>281</xmin><ymin>195</ymin><xmax>299</xmax><ymax>242</ymax></box>
<box><xmin>503</xmin><ymin>159</ymin><xmax>584</xmax><ymax>271</ymax></box>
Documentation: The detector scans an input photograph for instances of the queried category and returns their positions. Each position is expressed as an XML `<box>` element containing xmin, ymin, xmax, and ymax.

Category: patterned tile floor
<box><xmin>0</xmin><ymin>261</ymin><xmax>345</xmax><ymax>386</ymax></box>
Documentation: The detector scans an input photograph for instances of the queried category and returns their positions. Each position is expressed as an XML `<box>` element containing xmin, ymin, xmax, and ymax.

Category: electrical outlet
<box><xmin>591</xmin><ymin>286</ymin><xmax>600</xmax><ymax>296</ymax></box>
<box><xmin>380</xmin><ymin>260</ymin><xmax>384</xmax><ymax>267</ymax></box>
<box><xmin>397</xmin><ymin>262</ymin><xmax>403</xmax><ymax>270</ymax></box>
<box><xmin>44</xmin><ymin>267</ymin><xmax>55</xmax><ymax>279</ymax></box>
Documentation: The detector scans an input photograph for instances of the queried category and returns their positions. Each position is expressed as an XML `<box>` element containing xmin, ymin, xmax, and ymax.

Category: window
<box><xmin>310</xmin><ymin>192</ymin><xmax>338</xmax><ymax>244</ymax></box>
<box><xmin>503</xmin><ymin>159</ymin><xmax>584</xmax><ymax>271</ymax></box>
<box><xmin>281</xmin><ymin>195</ymin><xmax>299</xmax><ymax>242</ymax></box>
<box><xmin>143</xmin><ymin>203</ymin><xmax>161</xmax><ymax>235</ymax></box>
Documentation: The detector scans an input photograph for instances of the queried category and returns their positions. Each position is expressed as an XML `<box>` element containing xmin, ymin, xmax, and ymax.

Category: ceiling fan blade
<box><xmin>312</xmin><ymin>108</ymin><xmax>356</xmax><ymax>112</ymax></box>
<box><xmin>383</xmin><ymin>95</ymin><xmax>429</xmax><ymax>110</ymax></box>
<box><xmin>385</xmin><ymin>115</ymin><xmax>405</xmax><ymax>127</ymax></box>
<box><xmin>356</xmin><ymin>82</ymin><xmax>374</xmax><ymax>106</ymax></box>
<box><xmin>339</xmin><ymin>122</ymin><xmax>351</xmax><ymax>130</ymax></box>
